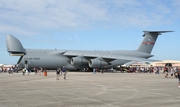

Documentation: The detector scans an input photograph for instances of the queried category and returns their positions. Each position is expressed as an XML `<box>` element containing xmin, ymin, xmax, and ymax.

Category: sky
<box><xmin>0</xmin><ymin>0</ymin><xmax>180</xmax><ymax>65</ymax></box>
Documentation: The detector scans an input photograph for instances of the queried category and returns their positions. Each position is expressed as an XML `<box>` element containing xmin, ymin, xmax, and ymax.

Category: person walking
<box><xmin>27</xmin><ymin>68</ymin><xmax>30</xmax><ymax>76</ymax></box>
<box><xmin>56</xmin><ymin>67</ymin><xmax>62</xmax><ymax>80</ymax></box>
<box><xmin>61</xmin><ymin>66</ymin><xmax>67</xmax><ymax>80</ymax></box>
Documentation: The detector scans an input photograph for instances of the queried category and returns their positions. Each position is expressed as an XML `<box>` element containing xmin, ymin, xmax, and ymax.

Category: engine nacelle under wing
<box><xmin>70</xmin><ymin>57</ymin><xmax>88</xmax><ymax>66</ymax></box>
<box><xmin>88</xmin><ymin>59</ymin><xmax>108</xmax><ymax>68</ymax></box>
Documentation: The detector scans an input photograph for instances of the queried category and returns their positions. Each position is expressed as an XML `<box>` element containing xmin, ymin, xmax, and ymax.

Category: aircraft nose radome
<box><xmin>6</xmin><ymin>34</ymin><xmax>26</xmax><ymax>54</ymax></box>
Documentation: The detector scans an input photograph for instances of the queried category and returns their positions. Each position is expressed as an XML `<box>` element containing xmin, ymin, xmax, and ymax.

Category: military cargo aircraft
<box><xmin>6</xmin><ymin>31</ymin><xmax>172</xmax><ymax>70</ymax></box>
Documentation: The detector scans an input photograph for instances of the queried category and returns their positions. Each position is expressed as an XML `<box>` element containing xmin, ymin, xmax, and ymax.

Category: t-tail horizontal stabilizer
<box><xmin>6</xmin><ymin>35</ymin><xmax>26</xmax><ymax>56</ymax></box>
<box><xmin>138</xmin><ymin>31</ymin><xmax>173</xmax><ymax>54</ymax></box>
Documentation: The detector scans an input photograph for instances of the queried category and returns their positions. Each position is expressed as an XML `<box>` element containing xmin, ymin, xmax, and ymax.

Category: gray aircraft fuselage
<box><xmin>6</xmin><ymin>31</ymin><xmax>173</xmax><ymax>70</ymax></box>
<box><xmin>19</xmin><ymin>49</ymin><xmax>153</xmax><ymax>70</ymax></box>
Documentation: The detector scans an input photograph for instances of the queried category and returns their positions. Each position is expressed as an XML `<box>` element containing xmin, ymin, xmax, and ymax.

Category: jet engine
<box><xmin>88</xmin><ymin>59</ymin><xmax>108</xmax><ymax>68</ymax></box>
<box><xmin>70</xmin><ymin>57</ymin><xmax>88</xmax><ymax>65</ymax></box>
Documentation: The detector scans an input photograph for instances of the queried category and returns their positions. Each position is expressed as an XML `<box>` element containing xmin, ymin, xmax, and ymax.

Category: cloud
<box><xmin>109</xmin><ymin>0</ymin><xmax>180</xmax><ymax>28</ymax></box>
<box><xmin>0</xmin><ymin>0</ymin><xmax>179</xmax><ymax>36</ymax></box>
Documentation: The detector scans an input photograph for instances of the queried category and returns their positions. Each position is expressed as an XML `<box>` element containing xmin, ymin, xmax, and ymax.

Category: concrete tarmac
<box><xmin>0</xmin><ymin>72</ymin><xmax>179</xmax><ymax>107</ymax></box>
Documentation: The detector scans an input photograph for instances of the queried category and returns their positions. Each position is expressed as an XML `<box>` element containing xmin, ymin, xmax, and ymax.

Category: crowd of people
<box><xmin>0</xmin><ymin>66</ymin><xmax>17</xmax><ymax>74</ymax></box>
<box><xmin>113</xmin><ymin>66</ymin><xmax>179</xmax><ymax>74</ymax></box>
<box><xmin>0</xmin><ymin>66</ymin><xmax>67</xmax><ymax>80</ymax></box>
<box><xmin>1</xmin><ymin>65</ymin><xmax>180</xmax><ymax>87</ymax></box>
<box><xmin>91</xmin><ymin>65</ymin><xmax>180</xmax><ymax>88</ymax></box>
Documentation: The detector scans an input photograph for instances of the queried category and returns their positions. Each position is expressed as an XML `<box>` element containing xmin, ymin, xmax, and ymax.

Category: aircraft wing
<box><xmin>64</xmin><ymin>51</ymin><xmax>160</xmax><ymax>68</ymax></box>
<box><xmin>97</xmin><ymin>54</ymin><xmax>159</xmax><ymax>62</ymax></box>
<box><xmin>123</xmin><ymin>61</ymin><xmax>138</xmax><ymax>66</ymax></box>
<box><xmin>63</xmin><ymin>51</ymin><xmax>158</xmax><ymax>62</ymax></box>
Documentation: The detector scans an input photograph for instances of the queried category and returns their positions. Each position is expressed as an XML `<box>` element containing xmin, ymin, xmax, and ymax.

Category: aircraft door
<box><xmin>25</xmin><ymin>60</ymin><xmax>28</xmax><ymax>68</ymax></box>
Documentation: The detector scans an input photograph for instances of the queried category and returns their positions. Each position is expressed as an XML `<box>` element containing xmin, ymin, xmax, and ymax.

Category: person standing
<box><xmin>7</xmin><ymin>67</ymin><xmax>10</xmax><ymax>74</ymax></box>
<box><xmin>93</xmin><ymin>68</ymin><xmax>96</xmax><ymax>74</ymax></box>
<box><xmin>177</xmin><ymin>71</ymin><xmax>180</xmax><ymax>88</ymax></box>
<box><xmin>170</xmin><ymin>67</ymin><xmax>174</xmax><ymax>78</ymax></box>
<box><xmin>61</xmin><ymin>66</ymin><xmax>67</xmax><ymax>80</ymax></box>
<box><xmin>174</xmin><ymin>67</ymin><xmax>178</xmax><ymax>78</ymax></box>
<box><xmin>156</xmin><ymin>67</ymin><xmax>160</xmax><ymax>74</ymax></box>
<box><xmin>111</xmin><ymin>67</ymin><xmax>114</xmax><ymax>73</ymax></box>
<box><xmin>34</xmin><ymin>67</ymin><xmax>37</xmax><ymax>75</ymax></box>
<box><xmin>39</xmin><ymin>67</ymin><xmax>42</xmax><ymax>75</ymax></box>
<box><xmin>56</xmin><ymin>68</ymin><xmax>62</xmax><ymax>80</ymax></box>
<box><xmin>22</xmin><ymin>68</ymin><xmax>26</xmax><ymax>75</ymax></box>
<box><xmin>101</xmin><ymin>68</ymin><xmax>104</xmax><ymax>74</ymax></box>
<box><xmin>164</xmin><ymin>67</ymin><xmax>168</xmax><ymax>78</ymax></box>
<box><xmin>10</xmin><ymin>66</ymin><xmax>13</xmax><ymax>74</ymax></box>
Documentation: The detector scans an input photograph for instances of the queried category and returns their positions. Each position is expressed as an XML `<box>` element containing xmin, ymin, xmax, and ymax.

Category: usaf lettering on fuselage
<box><xmin>24</xmin><ymin>58</ymin><xmax>40</xmax><ymax>60</ymax></box>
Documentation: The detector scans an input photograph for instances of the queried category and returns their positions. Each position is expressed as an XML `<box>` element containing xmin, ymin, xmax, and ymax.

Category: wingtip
<box><xmin>143</xmin><ymin>31</ymin><xmax>174</xmax><ymax>33</ymax></box>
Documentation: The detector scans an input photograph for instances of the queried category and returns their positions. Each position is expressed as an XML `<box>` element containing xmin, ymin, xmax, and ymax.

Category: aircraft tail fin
<box><xmin>6</xmin><ymin>35</ymin><xmax>26</xmax><ymax>56</ymax></box>
<box><xmin>137</xmin><ymin>31</ymin><xmax>173</xmax><ymax>54</ymax></box>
